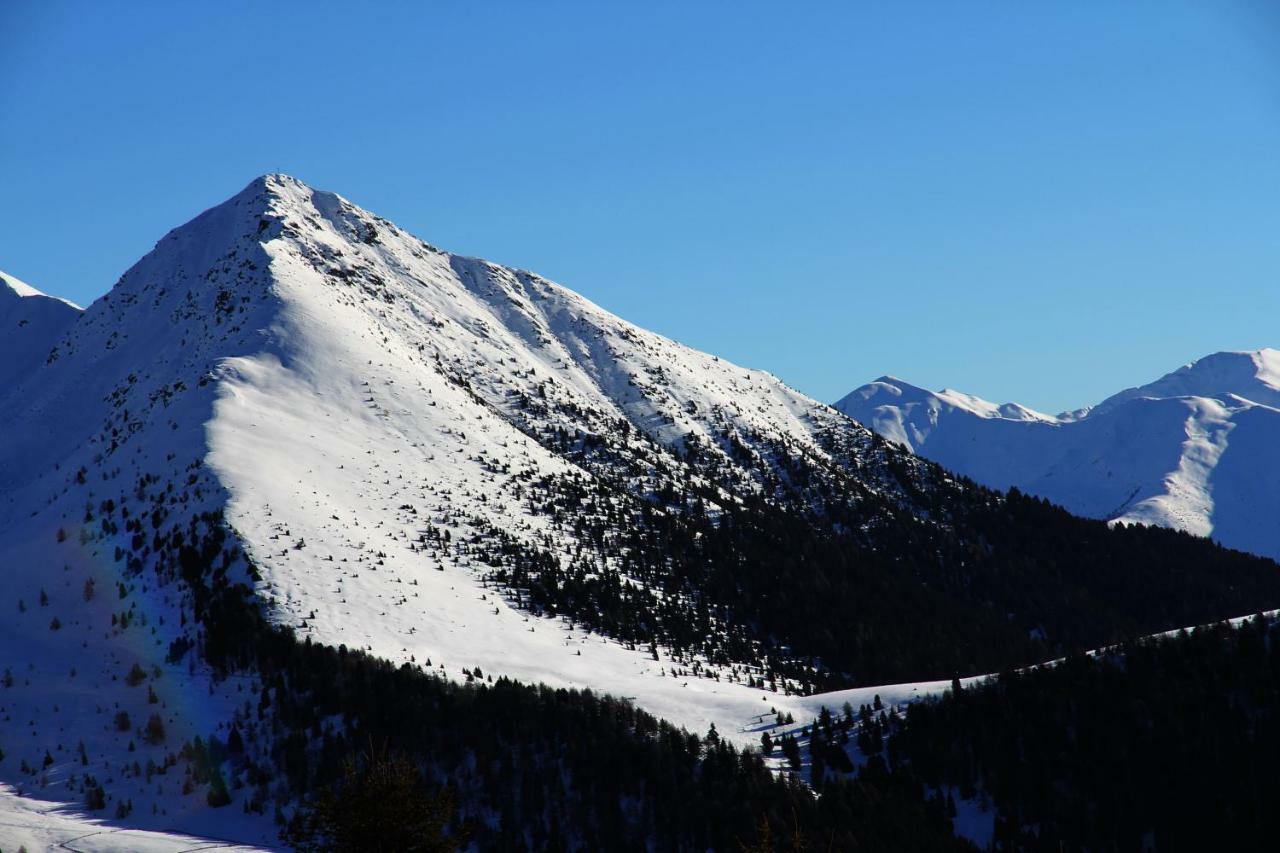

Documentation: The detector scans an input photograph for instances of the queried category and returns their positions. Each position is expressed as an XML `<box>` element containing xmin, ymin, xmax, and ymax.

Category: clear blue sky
<box><xmin>3</xmin><ymin>2</ymin><xmax>1278</xmax><ymax>413</ymax></box>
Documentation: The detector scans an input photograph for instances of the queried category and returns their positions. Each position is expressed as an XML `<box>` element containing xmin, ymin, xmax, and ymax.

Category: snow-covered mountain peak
<box><xmin>1092</xmin><ymin>348</ymin><xmax>1280</xmax><ymax>414</ymax></box>
<box><xmin>0</xmin><ymin>174</ymin><xmax>894</xmax><ymax>777</ymax></box>
<box><xmin>0</xmin><ymin>269</ymin><xmax>80</xmax><ymax>308</ymax></box>
<box><xmin>848</xmin><ymin>376</ymin><xmax>1053</xmax><ymax>423</ymax></box>
<box><xmin>843</xmin><ymin>376</ymin><xmax>918</xmax><ymax>405</ymax></box>
<box><xmin>834</xmin><ymin>375</ymin><xmax>1055</xmax><ymax>452</ymax></box>
<box><xmin>838</xmin><ymin>347</ymin><xmax>1280</xmax><ymax>560</ymax></box>
<box><xmin>1</xmin><ymin>269</ymin><xmax>44</xmax><ymax>300</ymax></box>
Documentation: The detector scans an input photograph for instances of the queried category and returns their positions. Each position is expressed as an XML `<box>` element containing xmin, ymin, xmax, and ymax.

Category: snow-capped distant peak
<box><xmin>0</xmin><ymin>270</ymin><xmax>41</xmax><ymax>299</ymax></box>
<box><xmin>1092</xmin><ymin>348</ymin><xmax>1280</xmax><ymax>413</ymax></box>
<box><xmin>836</xmin><ymin>346</ymin><xmax>1280</xmax><ymax>562</ymax></box>
<box><xmin>838</xmin><ymin>377</ymin><xmax>1053</xmax><ymax>424</ymax></box>
<box><xmin>934</xmin><ymin>388</ymin><xmax>1054</xmax><ymax>422</ymax></box>
<box><xmin>0</xmin><ymin>270</ymin><xmax>81</xmax><ymax>309</ymax></box>
<box><xmin>844</xmin><ymin>376</ymin><xmax>921</xmax><ymax>402</ymax></box>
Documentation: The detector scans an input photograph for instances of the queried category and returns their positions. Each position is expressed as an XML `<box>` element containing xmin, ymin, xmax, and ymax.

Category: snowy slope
<box><xmin>191</xmin><ymin>176</ymin><xmax>875</xmax><ymax>727</ymax></box>
<box><xmin>0</xmin><ymin>784</ymin><xmax>269</xmax><ymax>852</ymax></box>
<box><xmin>835</xmin><ymin>351</ymin><xmax>1280</xmax><ymax>560</ymax></box>
<box><xmin>0</xmin><ymin>173</ymin><xmax>898</xmax><ymax>843</ymax></box>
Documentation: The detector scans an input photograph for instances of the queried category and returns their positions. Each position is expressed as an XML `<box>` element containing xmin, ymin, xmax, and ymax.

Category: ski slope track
<box><xmin>837</xmin><ymin>351</ymin><xmax>1280</xmax><ymax>561</ymax></box>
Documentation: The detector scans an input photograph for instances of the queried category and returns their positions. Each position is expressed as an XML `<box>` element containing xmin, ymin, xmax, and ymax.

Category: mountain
<box><xmin>4</xmin><ymin>175</ymin><xmax>1280</xmax><ymax>847</ymax></box>
<box><xmin>836</xmin><ymin>350</ymin><xmax>1280</xmax><ymax>560</ymax></box>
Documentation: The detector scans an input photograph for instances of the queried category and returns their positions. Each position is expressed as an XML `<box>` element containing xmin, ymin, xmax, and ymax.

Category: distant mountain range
<box><xmin>836</xmin><ymin>349</ymin><xmax>1280</xmax><ymax>560</ymax></box>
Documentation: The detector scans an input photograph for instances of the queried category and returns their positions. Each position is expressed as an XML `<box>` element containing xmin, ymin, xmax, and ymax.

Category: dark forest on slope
<box><xmin>70</xmin><ymin>438</ymin><xmax>1280</xmax><ymax>851</ymax></box>
<box><xmin>178</xmin><ymin>524</ymin><xmax>1280</xmax><ymax>852</ymax></box>
<box><xmin>171</xmin><ymin>517</ymin><xmax>970</xmax><ymax>852</ymax></box>
<box><xmin>177</xmin><ymin>521</ymin><xmax>1280</xmax><ymax>851</ymax></box>
<box><xmin>885</xmin><ymin>615</ymin><xmax>1280</xmax><ymax>851</ymax></box>
<box><xmin>66</xmin><ymin>386</ymin><xmax>1280</xmax><ymax>851</ymax></box>
<box><xmin>66</xmin><ymin>408</ymin><xmax>1280</xmax><ymax>851</ymax></box>
<box><xmin>467</xmin><ymin>413</ymin><xmax>1280</xmax><ymax>692</ymax></box>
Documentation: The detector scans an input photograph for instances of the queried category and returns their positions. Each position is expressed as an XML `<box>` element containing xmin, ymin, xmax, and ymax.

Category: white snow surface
<box><xmin>0</xmin><ymin>784</ymin><xmax>270</xmax><ymax>852</ymax></box>
<box><xmin>835</xmin><ymin>352</ymin><xmax>1280</xmax><ymax>560</ymax></box>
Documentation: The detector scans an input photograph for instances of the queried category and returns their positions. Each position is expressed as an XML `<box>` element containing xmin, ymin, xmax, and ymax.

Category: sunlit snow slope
<box><xmin>836</xmin><ymin>351</ymin><xmax>1280</xmax><ymax>560</ymax></box>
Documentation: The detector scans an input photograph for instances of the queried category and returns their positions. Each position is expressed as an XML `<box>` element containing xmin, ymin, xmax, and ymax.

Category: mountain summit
<box><xmin>1091</xmin><ymin>348</ymin><xmax>1280</xmax><ymax>415</ymax></box>
<box><xmin>836</xmin><ymin>349</ymin><xmax>1280</xmax><ymax>560</ymax></box>
<box><xmin>0</xmin><ymin>173</ymin><xmax>904</xmax><ymax>750</ymax></box>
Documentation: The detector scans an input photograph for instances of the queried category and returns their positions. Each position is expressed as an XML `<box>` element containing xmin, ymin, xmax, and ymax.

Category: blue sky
<box><xmin>3</xmin><ymin>2</ymin><xmax>1278</xmax><ymax>413</ymax></box>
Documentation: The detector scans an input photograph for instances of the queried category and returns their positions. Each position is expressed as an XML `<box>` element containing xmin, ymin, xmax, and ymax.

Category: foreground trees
<box><xmin>889</xmin><ymin>615</ymin><xmax>1280</xmax><ymax>850</ymax></box>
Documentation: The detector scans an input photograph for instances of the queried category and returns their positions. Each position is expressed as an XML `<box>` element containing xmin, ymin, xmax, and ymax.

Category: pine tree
<box><xmin>207</xmin><ymin>768</ymin><xmax>231</xmax><ymax>808</ymax></box>
<box><xmin>144</xmin><ymin>713</ymin><xmax>165</xmax><ymax>744</ymax></box>
<box><xmin>85</xmin><ymin>783</ymin><xmax>105</xmax><ymax>810</ymax></box>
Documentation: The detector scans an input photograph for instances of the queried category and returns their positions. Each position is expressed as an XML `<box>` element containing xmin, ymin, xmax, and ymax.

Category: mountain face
<box><xmin>836</xmin><ymin>350</ymin><xmax>1280</xmax><ymax>560</ymax></box>
<box><xmin>0</xmin><ymin>175</ymin><xmax>897</xmax><ymax>718</ymax></box>
<box><xmin>4</xmin><ymin>175</ymin><xmax>1280</xmax><ymax>846</ymax></box>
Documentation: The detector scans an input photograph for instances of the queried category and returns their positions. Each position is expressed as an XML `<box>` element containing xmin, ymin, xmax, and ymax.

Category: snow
<box><xmin>1</xmin><ymin>270</ymin><xmax>81</xmax><ymax>307</ymax></box>
<box><xmin>836</xmin><ymin>353</ymin><xmax>1280</xmax><ymax>560</ymax></box>
<box><xmin>0</xmin><ymin>523</ymin><xmax>281</xmax><ymax>845</ymax></box>
<box><xmin>1092</xmin><ymin>349</ymin><xmax>1280</xmax><ymax>414</ymax></box>
<box><xmin>0</xmin><ymin>783</ymin><xmax>271</xmax><ymax>851</ymax></box>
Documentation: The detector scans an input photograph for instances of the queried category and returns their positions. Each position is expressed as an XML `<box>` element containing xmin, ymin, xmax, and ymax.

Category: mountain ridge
<box><xmin>836</xmin><ymin>348</ymin><xmax>1280</xmax><ymax>559</ymax></box>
